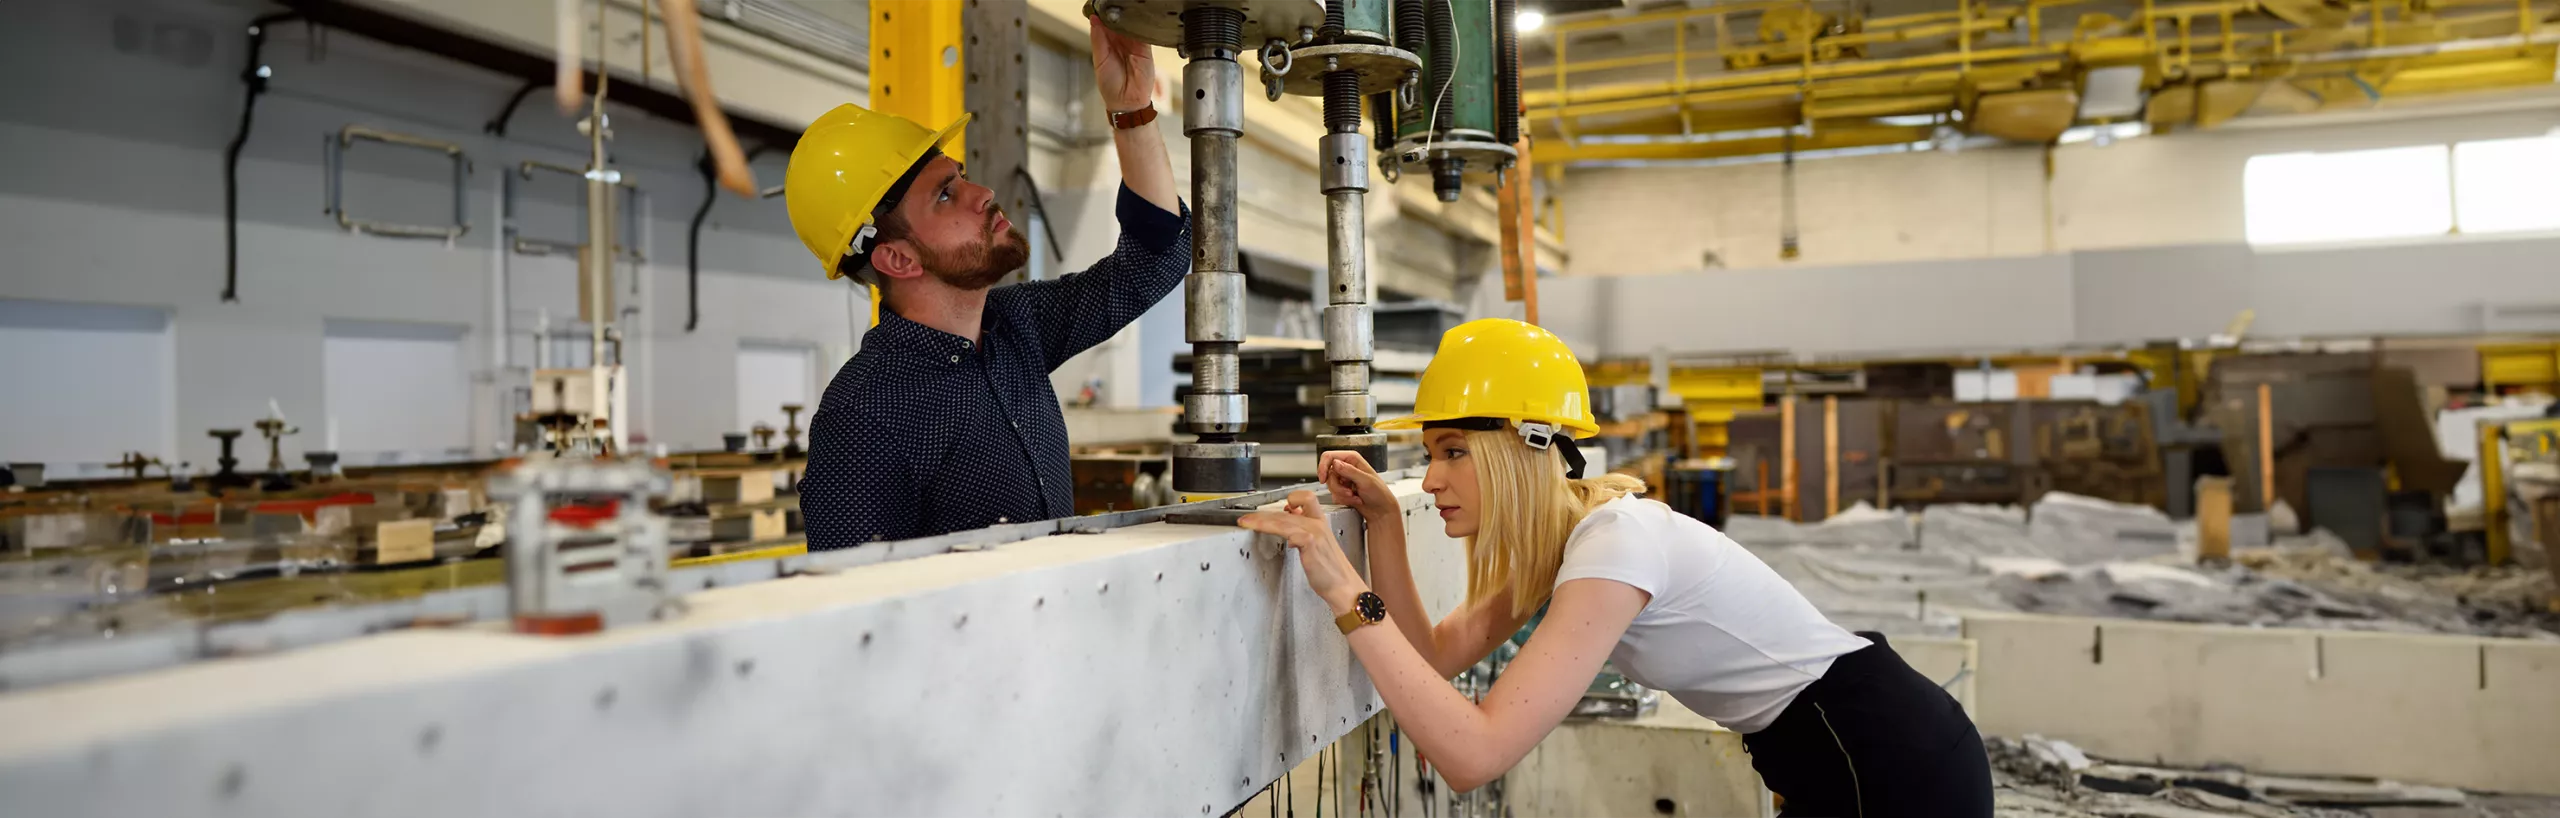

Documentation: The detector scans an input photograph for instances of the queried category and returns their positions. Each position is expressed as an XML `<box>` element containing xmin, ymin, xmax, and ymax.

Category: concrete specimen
<box><xmin>0</xmin><ymin>479</ymin><xmax>1473</xmax><ymax>817</ymax></box>
<box><xmin>1965</xmin><ymin>612</ymin><xmax>2560</xmax><ymax>796</ymax></box>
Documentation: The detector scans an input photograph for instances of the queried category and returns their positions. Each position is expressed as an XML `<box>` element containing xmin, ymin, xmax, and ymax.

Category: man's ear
<box><xmin>870</xmin><ymin>239</ymin><xmax>925</xmax><ymax>281</ymax></box>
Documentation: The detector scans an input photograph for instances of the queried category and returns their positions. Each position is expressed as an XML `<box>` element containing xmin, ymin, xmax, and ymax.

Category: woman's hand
<box><xmin>1318</xmin><ymin>451</ymin><xmax>1399</xmax><ymax>521</ymax></box>
<box><xmin>1240</xmin><ymin>490</ymin><xmax>1369</xmax><ymax>612</ymax></box>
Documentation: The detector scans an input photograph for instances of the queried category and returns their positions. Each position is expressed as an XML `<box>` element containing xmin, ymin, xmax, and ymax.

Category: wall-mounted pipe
<box><xmin>686</xmin><ymin>150</ymin><xmax>714</xmax><ymax>333</ymax></box>
<box><xmin>484</xmin><ymin>80</ymin><xmax>548</xmax><ymax>137</ymax></box>
<box><xmin>223</xmin><ymin>12</ymin><xmax>301</xmax><ymax>303</ymax></box>
<box><xmin>685</xmin><ymin>146</ymin><xmax>772</xmax><ymax>333</ymax></box>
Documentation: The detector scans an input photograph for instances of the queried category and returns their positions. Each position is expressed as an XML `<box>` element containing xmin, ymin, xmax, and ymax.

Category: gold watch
<box><xmin>1336</xmin><ymin>591</ymin><xmax>1387</xmax><ymax>635</ymax></box>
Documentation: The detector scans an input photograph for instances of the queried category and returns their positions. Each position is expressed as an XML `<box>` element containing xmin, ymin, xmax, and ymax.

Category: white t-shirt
<box><xmin>1554</xmin><ymin>496</ymin><xmax>1871</xmax><ymax>734</ymax></box>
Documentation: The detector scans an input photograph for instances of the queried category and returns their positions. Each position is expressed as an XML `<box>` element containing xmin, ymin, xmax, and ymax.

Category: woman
<box><xmin>1240</xmin><ymin>319</ymin><xmax>1992</xmax><ymax>817</ymax></box>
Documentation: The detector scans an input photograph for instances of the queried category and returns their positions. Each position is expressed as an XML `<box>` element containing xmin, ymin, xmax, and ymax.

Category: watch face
<box><xmin>1356</xmin><ymin>592</ymin><xmax>1387</xmax><ymax>623</ymax></box>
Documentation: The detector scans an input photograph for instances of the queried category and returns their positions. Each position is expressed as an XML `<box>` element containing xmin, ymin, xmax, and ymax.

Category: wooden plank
<box><xmin>2196</xmin><ymin>475</ymin><xmax>2233</xmax><ymax>563</ymax></box>
<box><xmin>1823</xmin><ymin>397</ymin><xmax>1840</xmax><ymax>519</ymax></box>
<box><xmin>362</xmin><ymin>519</ymin><xmax>436</xmax><ymax>565</ymax></box>
<box><xmin>1780</xmin><ymin>397</ymin><xmax>1798</xmax><ymax>522</ymax></box>
<box><xmin>2257</xmin><ymin>383</ymin><xmax>2277</xmax><ymax>509</ymax></box>
<box><xmin>711</xmin><ymin>508</ymin><xmax>788</xmax><ymax>543</ymax></box>
<box><xmin>701</xmin><ymin>471</ymin><xmax>777</xmax><ymax>505</ymax></box>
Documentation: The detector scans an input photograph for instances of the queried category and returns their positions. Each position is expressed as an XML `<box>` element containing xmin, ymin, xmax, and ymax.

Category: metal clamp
<box><xmin>505</xmin><ymin>160</ymin><xmax>646</xmax><ymax>261</ymax></box>
<box><xmin>1259</xmin><ymin>40</ymin><xmax>1293</xmax><ymax>101</ymax></box>
<box><xmin>322</xmin><ymin>125</ymin><xmax>471</xmax><ymax>241</ymax></box>
<box><xmin>491</xmin><ymin>459</ymin><xmax>680</xmax><ymax>633</ymax></box>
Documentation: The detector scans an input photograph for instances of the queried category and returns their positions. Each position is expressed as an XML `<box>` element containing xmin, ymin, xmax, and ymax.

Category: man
<box><xmin>783</xmin><ymin>18</ymin><xmax>1184</xmax><ymax>549</ymax></box>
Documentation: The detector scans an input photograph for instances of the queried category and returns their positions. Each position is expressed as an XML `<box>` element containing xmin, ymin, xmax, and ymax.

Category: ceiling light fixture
<box><xmin>1517</xmin><ymin>10</ymin><xmax>1546</xmax><ymax>32</ymax></box>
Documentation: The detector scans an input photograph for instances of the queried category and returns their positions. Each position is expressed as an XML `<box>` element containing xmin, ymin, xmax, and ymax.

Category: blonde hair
<box><xmin>1460</xmin><ymin>429</ymin><xmax>1647</xmax><ymax>618</ymax></box>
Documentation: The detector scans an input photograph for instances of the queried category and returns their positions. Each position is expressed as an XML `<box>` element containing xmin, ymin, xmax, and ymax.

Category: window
<box><xmin>0</xmin><ymin>300</ymin><xmax>172</xmax><ymax>471</ymax></box>
<box><xmin>735</xmin><ymin>342</ymin><xmax>815</xmax><ymax>438</ymax></box>
<box><xmin>2453</xmin><ymin>135</ymin><xmax>2560</xmax><ymax>234</ymax></box>
<box><xmin>2244</xmin><ymin>145</ymin><xmax>2452</xmax><ymax>245</ymax></box>
<box><xmin>324</xmin><ymin>320</ymin><xmax>470</xmax><ymax>462</ymax></box>
<box><xmin>2245</xmin><ymin>135</ymin><xmax>2560</xmax><ymax>245</ymax></box>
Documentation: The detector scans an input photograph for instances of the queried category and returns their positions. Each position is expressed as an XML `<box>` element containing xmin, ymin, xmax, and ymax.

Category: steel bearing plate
<box><xmin>1384</xmin><ymin>133</ymin><xmax>1518</xmax><ymax>182</ymax></box>
<box><xmin>1085</xmin><ymin>0</ymin><xmax>1327</xmax><ymax>52</ymax></box>
<box><xmin>1261</xmin><ymin>43</ymin><xmax>1421</xmax><ymax>97</ymax></box>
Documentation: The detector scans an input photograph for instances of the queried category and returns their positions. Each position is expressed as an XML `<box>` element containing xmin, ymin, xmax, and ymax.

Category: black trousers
<box><xmin>1739</xmin><ymin>632</ymin><xmax>1994</xmax><ymax>818</ymax></box>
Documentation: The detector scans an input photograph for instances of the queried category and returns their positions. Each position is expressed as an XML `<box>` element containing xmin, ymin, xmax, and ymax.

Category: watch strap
<box><xmin>1108</xmin><ymin>104</ymin><xmax>1158</xmax><ymax>130</ymax></box>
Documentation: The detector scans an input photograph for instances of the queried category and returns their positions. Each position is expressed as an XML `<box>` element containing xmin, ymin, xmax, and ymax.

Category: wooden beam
<box><xmin>2257</xmin><ymin>382</ymin><xmax>2277</xmax><ymax>510</ymax></box>
<box><xmin>1781</xmin><ymin>397</ymin><xmax>1799</xmax><ymax>522</ymax></box>
<box><xmin>1824</xmin><ymin>396</ymin><xmax>1840</xmax><ymax>519</ymax></box>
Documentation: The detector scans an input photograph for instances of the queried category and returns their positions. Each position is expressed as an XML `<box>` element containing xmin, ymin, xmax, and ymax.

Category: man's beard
<box><xmin>917</xmin><ymin>207</ymin><xmax>1030</xmax><ymax>291</ymax></box>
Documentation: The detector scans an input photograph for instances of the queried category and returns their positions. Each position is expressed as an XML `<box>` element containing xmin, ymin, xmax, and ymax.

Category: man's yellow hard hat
<box><xmin>784</xmin><ymin>103</ymin><xmax>970</xmax><ymax>280</ymax></box>
<box><xmin>1378</xmin><ymin>318</ymin><xmax>1601</xmax><ymax>439</ymax></box>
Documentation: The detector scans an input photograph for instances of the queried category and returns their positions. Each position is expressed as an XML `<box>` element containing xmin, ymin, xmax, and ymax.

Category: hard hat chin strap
<box><xmin>1422</xmin><ymin>418</ymin><xmax>1587</xmax><ymax>480</ymax></box>
<box><xmin>845</xmin><ymin>223</ymin><xmax>879</xmax><ymax>256</ymax></box>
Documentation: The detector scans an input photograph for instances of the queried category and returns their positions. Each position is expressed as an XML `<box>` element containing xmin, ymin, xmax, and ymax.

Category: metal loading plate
<box><xmin>1262</xmin><ymin>43</ymin><xmax>1420</xmax><ymax>97</ymax></box>
<box><xmin>1084</xmin><ymin>0</ymin><xmax>1325</xmax><ymax>51</ymax></box>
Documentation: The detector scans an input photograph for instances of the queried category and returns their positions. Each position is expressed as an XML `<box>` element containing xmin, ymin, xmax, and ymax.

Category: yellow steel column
<box><xmin>1960</xmin><ymin>0</ymin><xmax>1973</xmax><ymax>71</ymax></box>
<box><xmin>2482</xmin><ymin>422</ymin><xmax>2509</xmax><ymax>565</ymax></box>
<box><xmin>866</xmin><ymin>0</ymin><xmax>966</xmax><ymax>327</ymax></box>
<box><xmin>2218</xmin><ymin>9</ymin><xmax>2235</xmax><ymax>61</ymax></box>
<box><xmin>871</xmin><ymin>0</ymin><xmax>965</xmax><ymax>151</ymax></box>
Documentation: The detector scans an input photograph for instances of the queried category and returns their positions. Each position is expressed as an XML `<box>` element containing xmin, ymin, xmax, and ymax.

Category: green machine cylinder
<box><xmin>1322</xmin><ymin>0</ymin><xmax>1392</xmax><ymax>43</ymax></box>
<box><xmin>1390</xmin><ymin>0</ymin><xmax>1520</xmax><ymax>201</ymax></box>
<box><xmin>1398</xmin><ymin>0</ymin><xmax>1495</xmax><ymax>141</ymax></box>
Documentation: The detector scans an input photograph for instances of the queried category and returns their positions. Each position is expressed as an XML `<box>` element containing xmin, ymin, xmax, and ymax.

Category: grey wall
<box><xmin>1543</xmin><ymin>255</ymin><xmax>2080</xmax><ymax>358</ymax></box>
<box><xmin>0</xmin><ymin>0</ymin><xmax>857</xmax><ymax>468</ymax></box>
<box><xmin>2070</xmin><ymin>236</ymin><xmax>2560</xmax><ymax>344</ymax></box>
<box><xmin>1544</xmin><ymin>235</ymin><xmax>2560</xmax><ymax>359</ymax></box>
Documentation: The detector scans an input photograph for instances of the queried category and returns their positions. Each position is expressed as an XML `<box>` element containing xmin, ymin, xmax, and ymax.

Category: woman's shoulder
<box><xmin>1569</xmin><ymin>496</ymin><xmax>1676</xmax><ymax>542</ymax></box>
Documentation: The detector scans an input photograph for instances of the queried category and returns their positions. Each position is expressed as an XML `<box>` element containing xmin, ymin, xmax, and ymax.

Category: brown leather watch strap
<box><xmin>1108</xmin><ymin>104</ymin><xmax>1158</xmax><ymax>130</ymax></box>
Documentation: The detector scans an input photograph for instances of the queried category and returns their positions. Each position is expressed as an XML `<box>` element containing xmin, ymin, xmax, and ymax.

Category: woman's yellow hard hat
<box><xmin>784</xmin><ymin>103</ymin><xmax>970</xmax><ymax>280</ymax></box>
<box><xmin>1379</xmin><ymin>318</ymin><xmax>1601</xmax><ymax>439</ymax></box>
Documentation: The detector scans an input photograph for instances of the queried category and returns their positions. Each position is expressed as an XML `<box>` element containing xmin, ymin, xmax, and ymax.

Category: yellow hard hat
<box><xmin>784</xmin><ymin>103</ymin><xmax>971</xmax><ymax>280</ymax></box>
<box><xmin>1379</xmin><ymin>318</ymin><xmax>1600</xmax><ymax>439</ymax></box>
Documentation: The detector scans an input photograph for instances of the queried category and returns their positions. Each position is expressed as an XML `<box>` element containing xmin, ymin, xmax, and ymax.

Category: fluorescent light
<box><xmin>2057</xmin><ymin>121</ymin><xmax>2146</xmax><ymax>146</ymax></box>
<box><xmin>1517</xmin><ymin>10</ymin><xmax>1545</xmax><ymax>32</ymax></box>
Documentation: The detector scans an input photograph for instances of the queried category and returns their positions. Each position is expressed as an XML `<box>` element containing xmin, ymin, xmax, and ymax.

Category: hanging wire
<box><xmin>1316</xmin><ymin>745</ymin><xmax>1328</xmax><ymax>818</ymax></box>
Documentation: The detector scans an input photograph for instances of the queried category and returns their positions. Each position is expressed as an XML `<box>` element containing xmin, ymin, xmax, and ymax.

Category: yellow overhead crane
<box><xmin>1524</xmin><ymin>0</ymin><xmax>2559</xmax><ymax>164</ymax></box>
<box><xmin>2480</xmin><ymin>415</ymin><xmax>2560</xmax><ymax>573</ymax></box>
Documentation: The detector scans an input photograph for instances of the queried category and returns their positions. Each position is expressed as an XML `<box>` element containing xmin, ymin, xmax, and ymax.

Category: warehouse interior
<box><xmin>3</xmin><ymin>0</ymin><xmax>2558</xmax><ymax>814</ymax></box>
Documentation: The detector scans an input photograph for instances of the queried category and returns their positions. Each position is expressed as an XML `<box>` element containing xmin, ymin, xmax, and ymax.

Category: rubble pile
<box><xmin>1987</xmin><ymin>736</ymin><xmax>2495</xmax><ymax>818</ymax></box>
<box><xmin>1724</xmin><ymin>493</ymin><xmax>2560</xmax><ymax>640</ymax></box>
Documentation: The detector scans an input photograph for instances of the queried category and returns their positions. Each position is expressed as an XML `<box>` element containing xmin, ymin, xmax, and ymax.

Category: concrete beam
<box><xmin>0</xmin><ymin>480</ymin><xmax>1473</xmax><ymax>816</ymax></box>
<box><xmin>1965</xmin><ymin>613</ymin><xmax>2560</xmax><ymax>796</ymax></box>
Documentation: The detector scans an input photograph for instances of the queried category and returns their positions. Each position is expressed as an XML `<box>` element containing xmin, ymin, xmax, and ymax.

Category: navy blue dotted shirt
<box><xmin>801</xmin><ymin>185</ymin><xmax>1190</xmax><ymax>549</ymax></box>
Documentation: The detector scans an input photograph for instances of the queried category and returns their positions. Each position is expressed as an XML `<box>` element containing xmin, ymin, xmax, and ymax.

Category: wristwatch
<box><xmin>1108</xmin><ymin>103</ymin><xmax>1158</xmax><ymax>130</ymax></box>
<box><xmin>1336</xmin><ymin>591</ymin><xmax>1388</xmax><ymax>635</ymax></box>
